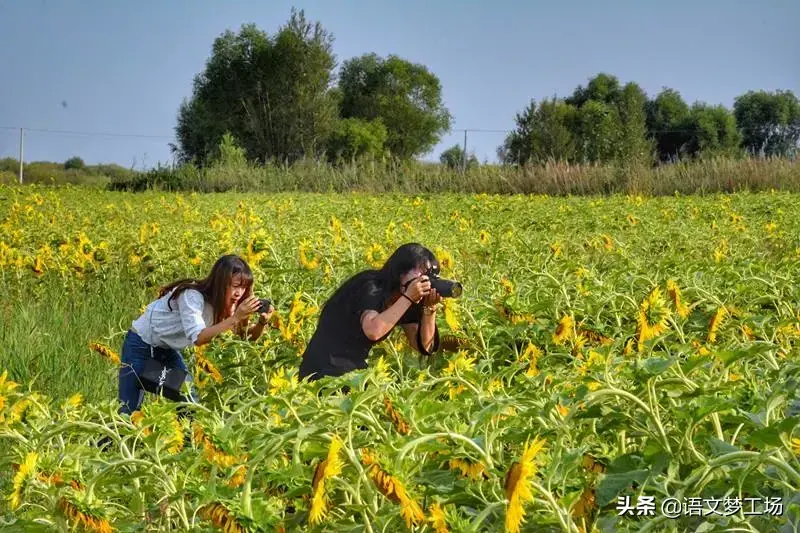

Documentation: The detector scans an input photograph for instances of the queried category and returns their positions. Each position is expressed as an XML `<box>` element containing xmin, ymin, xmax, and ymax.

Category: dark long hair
<box><xmin>158</xmin><ymin>254</ymin><xmax>254</xmax><ymax>324</ymax></box>
<box><xmin>320</xmin><ymin>243</ymin><xmax>439</xmax><ymax>317</ymax></box>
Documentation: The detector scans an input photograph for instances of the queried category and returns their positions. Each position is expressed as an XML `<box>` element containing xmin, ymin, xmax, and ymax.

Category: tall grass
<box><xmin>0</xmin><ymin>274</ymin><xmax>149</xmax><ymax>403</ymax></box>
<box><xmin>105</xmin><ymin>156</ymin><xmax>799</xmax><ymax>196</ymax></box>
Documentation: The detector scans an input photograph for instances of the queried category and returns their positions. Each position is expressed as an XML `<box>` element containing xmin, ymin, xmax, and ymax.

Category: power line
<box><xmin>0</xmin><ymin>124</ymin><xmax>770</xmax><ymax>140</ymax></box>
<box><xmin>0</xmin><ymin>125</ymin><xmax>173</xmax><ymax>140</ymax></box>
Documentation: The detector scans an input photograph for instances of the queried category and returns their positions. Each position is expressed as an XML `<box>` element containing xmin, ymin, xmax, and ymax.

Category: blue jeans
<box><xmin>118</xmin><ymin>329</ymin><xmax>199</xmax><ymax>415</ymax></box>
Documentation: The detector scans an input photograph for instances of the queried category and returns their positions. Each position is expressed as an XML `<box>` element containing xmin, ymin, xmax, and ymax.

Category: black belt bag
<box><xmin>135</xmin><ymin>308</ymin><xmax>192</xmax><ymax>403</ymax></box>
<box><xmin>139</xmin><ymin>357</ymin><xmax>188</xmax><ymax>402</ymax></box>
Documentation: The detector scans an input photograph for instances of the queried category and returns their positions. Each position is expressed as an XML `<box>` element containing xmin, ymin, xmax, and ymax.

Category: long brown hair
<box><xmin>158</xmin><ymin>254</ymin><xmax>254</xmax><ymax>323</ymax></box>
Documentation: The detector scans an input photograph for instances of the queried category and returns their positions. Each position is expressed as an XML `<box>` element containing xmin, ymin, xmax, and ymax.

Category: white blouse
<box><xmin>132</xmin><ymin>289</ymin><xmax>214</xmax><ymax>351</ymax></box>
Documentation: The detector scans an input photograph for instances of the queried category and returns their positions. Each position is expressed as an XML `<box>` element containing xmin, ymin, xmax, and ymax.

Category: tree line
<box><xmin>172</xmin><ymin>8</ymin><xmax>799</xmax><ymax>172</ymax></box>
<box><xmin>172</xmin><ymin>9</ymin><xmax>451</xmax><ymax>167</ymax></box>
<box><xmin>498</xmin><ymin>76</ymin><xmax>800</xmax><ymax>167</ymax></box>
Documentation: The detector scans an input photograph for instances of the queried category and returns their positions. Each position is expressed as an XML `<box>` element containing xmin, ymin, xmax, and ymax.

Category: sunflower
<box><xmin>428</xmin><ymin>503</ymin><xmax>449</xmax><ymax>533</ymax></box>
<box><xmin>268</xmin><ymin>367</ymin><xmax>297</xmax><ymax>396</ymax></box>
<box><xmin>246</xmin><ymin>230</ymin><xmax>271</xmax><ymax>264</ymax></box>
<box><xmin>519</xmin><ymin>343</ymin><xmax>542</xmax><ymax>377</ymax></box>
<box><xmin>504</xmin><ymin>437</ymin><xmax>547</xmax><ymax>533</ymax></box>
<box><xmin>442</xmin><ymin>299</ymin><xmax>461</xmax><ymax>331</ymax></box>
<box><xmin>200</xmin><ymin>502</ymin><xmax>245</xmax><ymax>533</ymax></box>
<box><xmin>444</xmin><ymin>351</ymin><xmax>476</xmax><ymax>375</ymax></box>
<box><xmin>309</xmin><ymin>436</ymin><xmax>345</xmax><ymax>525</ymax></box>
<box><xmin>58</xmin><ymin>498</ymin><xmax>113</xmax><ymax>533</ymax></box>
<box><xmin>571</xmin><ymin>487</ymin><xmax>597</xmax><ymax>524</ymax></box>
<box><xmin>707</xmin><ymin>306</ymin><xmax>727</xmax><ymax>344</ymax></box>
<box><xmin>89</xmin><ymin>342</ymin><xmax>121</xmax><ymax>366</ymax></box>
<box><xmin>63</xmin><ymin>393</ymin><xmax>83</xmax><ymax>410</ymax></box>
<box><xmin>448</xmin><ymin>458</ymin><xmax>485</xmax><ymax>481</ymax></box>
<box><xmin>165</xmin><ymin>415</ymin><xmax>184</xmax><ymax>454</ymax></box>
<box><xmin>434</xmin><ymin>247</ymin><xmax>454</xmax><ymax>272</ymax></box>
<box><xmin>8</xmin><ymin>451</ymin><xmax>37</xmax><ymax>510</ymax></box>
<box><xmin>636</xmin><ymin>288</ymin><xmax>670</xmax><ymax>351</ymax></box>
<box><xmin>298</xmin><ymin>239</ymin><xmax>320</xmax><ymax>270</ymax></box>
<box><xmin>328</xmin><ymin>216</ymin><xmax>343</xmax><ymax>245</ymax></box>
<box><xmin>499</xmin><ymin>277</ymin><xmax>514</xmax><ymax>295</ymax></box>
<box><xmin>0</xmin><ymin>370</ymin><xmax>19</xmax><ymax>402</ymax></box>
<box><xmin>552</xmin><ymin>314</ymin><xmax>575</xmax><ymax>345</ymax></box>
<box><xmin>361</xmin><ymin>450</ymin><xmax>425</xmax><ymax>528</ymax></box>
<box><xmin>791</xmin><ymin>438</ymin><xmax>800</xmax><ymax>456</ymax></box>
<box><xmin>666</xmin><ymin>279</ymin><xmax>690</xmax><ymax>319</ymax></box>
<box><xmin>383</xmin><ymin>397</ymin><xmax>411</xmax><ymax>435</ymax></box>
<box><xmin>373</xmin><ymin>356</ymin><xmax>392</xmax><ymax>382</ymax></box>
<box><xmin>365</xmin><ymin>243</ymin><xmax>386</xmax><ymax>269</ymax></box>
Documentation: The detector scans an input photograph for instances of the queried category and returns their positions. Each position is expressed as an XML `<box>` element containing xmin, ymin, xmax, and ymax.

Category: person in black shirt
<box><xmin>299</xmin><ymin>243</ymin><xmax>442</xmax><ymax>381</ymax></box>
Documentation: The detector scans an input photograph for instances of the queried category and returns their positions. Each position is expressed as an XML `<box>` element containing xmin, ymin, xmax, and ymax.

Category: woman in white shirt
<box><xmin>118</xmin><ymin>254</ymin><xmax>273</xmax><ymax>415</ymax></box>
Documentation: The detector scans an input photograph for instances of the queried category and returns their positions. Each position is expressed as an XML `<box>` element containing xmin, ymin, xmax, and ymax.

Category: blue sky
<box><xmin>0</xmin><ymin>0</ymin><xmax>797</xmax><ymax>168</ymax></box>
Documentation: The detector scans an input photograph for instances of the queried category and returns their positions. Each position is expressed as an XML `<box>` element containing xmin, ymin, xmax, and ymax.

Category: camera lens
<box><xmin>450</xmin><ymin>282</ymin><xmax>463</xmax><ymax>298</ymax></box>
<box><xmin>431</xmin><ymin>278</ymin><xmax>462</xmax><ymax>298</ymax></box>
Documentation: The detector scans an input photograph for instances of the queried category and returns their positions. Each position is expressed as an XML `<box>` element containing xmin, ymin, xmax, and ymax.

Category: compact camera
<box><xmin>257</xmin><ymin>298</ymin><xmax>272</xmax><ymax>314</ymax></box>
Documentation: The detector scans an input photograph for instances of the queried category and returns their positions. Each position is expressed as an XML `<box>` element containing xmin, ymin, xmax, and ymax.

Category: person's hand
<box><xmin>232</xmin><ymin>295</ymin><xmax>261</xmax><ymax>322</ymax></box>
<box><xmin>257</xmin><ymin>303</ymin><xmax>275</xmax><ymax>326</ymax></box>
<box><xmin>403</xmin><ymin>276</ymin><xmax>431</xmax><ymax>304</ymax></box>
<box><xmin>422</xmin><ymin>287</ymin><xmax>441</xmax><ymax>308</ymax></box>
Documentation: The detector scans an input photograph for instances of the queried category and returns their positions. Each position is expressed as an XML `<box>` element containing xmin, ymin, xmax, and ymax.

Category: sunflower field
<box><xmin>3</xmin><ymin>185</ymin><xmax>800</xmax><ymax>532</ymax></box>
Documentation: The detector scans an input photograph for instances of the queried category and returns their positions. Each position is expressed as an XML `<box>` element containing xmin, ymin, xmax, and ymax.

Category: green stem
<box><xmin>468</xmin><ymin>501</ymin><xmax>505</xmax><ymax>532</ymax></box>
<box><xmin>425</xmin><ymin>376</ymin><xmax>483</xmax><ymax>397</ymax></box>
<box><xmin>711</xmin><ymin>413</ymin><xmax>724</xmax><ymax>441</ymax></box>
<box><xmin>588</xmin><ymin>387</ymin><xmax>672</xmax><ymax>454</ymax></box>
<box><xmin>394</xmin><ymin>432</ymin><xmax>494</xmax><ymax>471</ymax></box>
<box><xmin>529</xmin><ymin>481</ymin><xmax>578</xmax><ymax>533</ymax></box>
<box><xmin>730</xmin><ymin>423</ymin><xmax>744</xmax><ymax>446</ymax></box>
<box><xmin>682</xmin><ymin>451</ymin><xmax>800</xmax><ymax>490</ymax></box>
<box><xmin>241</xmin><ymin>463</ymin><xmax>255</xmax><ymax>518</ymax></box>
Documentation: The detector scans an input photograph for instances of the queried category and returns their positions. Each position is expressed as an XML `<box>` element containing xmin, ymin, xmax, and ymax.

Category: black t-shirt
<box><xmin>299</xmin><ymin>277</ymin><xmax>436</xmax><ymax>380</ymax></box>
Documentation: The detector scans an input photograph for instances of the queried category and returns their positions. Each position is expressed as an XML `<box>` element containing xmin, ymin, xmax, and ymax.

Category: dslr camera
<box><xmin>426</xmin><ymin>265</ymin><xmax>462</xmax><ymax>298</ymax></box>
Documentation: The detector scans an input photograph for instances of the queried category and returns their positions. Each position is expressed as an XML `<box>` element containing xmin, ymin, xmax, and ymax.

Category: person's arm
<box><xmin>402</xmin><ymin>305</ymin><xmax>439</xmax><ymax>353</ymax></box>
<box><xmin>246</xmin><ymin>306</ymin><xmax>274</xmax><ymax>341</ymax></box>
<box><xmin>195</xmin><ymin>315</ymin><xmax>241</xmax><ymax>346</ymax></box>
<box><xmin>361</xmin><ymin>297</ymin><xmax>413</xmax><ymax>341</ymax></box>
<box><xmin>232</xmin><ymin>295</ymin><xmax>262</xmax><ymax>340</ymax></box>
<box><xmin>180</xmin><ymin>291</ymin><xmax>259</xmax><ymax>346</ymax></box>
<box><xmin>361</xmin><ymin>277</ymin><xmax>431</xmax><ymax>341</ymax></box>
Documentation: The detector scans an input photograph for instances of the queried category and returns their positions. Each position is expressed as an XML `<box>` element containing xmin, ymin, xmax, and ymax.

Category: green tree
<box><xmin>565</xmin><ymin>72</ymin><xmax>623</xmax><ymax>109</ymax></box>
<box><xmin>64</xmin><ymin>156</ymin><xmax>86</xmax><ymax>170</ymax></box>
<box><xmin>565</xmin><ymin>74</ymin><xmax>650</xmax><ymax>165</ymax></box>
<box><xmin>173</xmin><ymin>9</ymin><xmax>338</xmax><ymax>165</ymax></box>
<box><xmin>439</xmin><ymin>144</ymin><xmax>478</xmax><ymax>170</ymax></box>
<box><xmin>211</xmin><ymin>132</ymin><xmax>248</xmax><ymax>168</ymax></box>
<box><xmin>646</xmin><ymin>88</ymin><xmax>691</xmax><ymax>161</ymax></box>
<box><xmin>337</xmin><ymin>53</ymin><xmax>452</xmax><ymax>159</ymax></box>
<box><xmin>498</xmin><ymin>98</ymin><xmax>577</xmax><ymax>165</ymax></box>
<box><xmin>617</xmin><ymin>82</ymin><xmax>654</xmax><ymax>165</ymax></box>
<box><xmin>734</xmin><ymin>90</ymin><xmax>800</xmax><ymax>157</ymax></box>
<box><xmin>573</xmin><ymin>100</ymin><xmax>622</xmax><ymax>163</ymax></box>
<box><xmin>326</xmin><ymin>118</ymin><xmax>388</xmax><ymax>162</ymax></box>
<box><xmin>681</xmin><ymin>103</ymin><xmax>742</xmax><ymax>158</ymax></box>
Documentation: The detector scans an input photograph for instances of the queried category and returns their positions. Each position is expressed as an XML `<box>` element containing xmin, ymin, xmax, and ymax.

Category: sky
<box><xmin>0</xmin><ymin>0</ymin><xmax>798</xmax><ymax>169</ymax></box>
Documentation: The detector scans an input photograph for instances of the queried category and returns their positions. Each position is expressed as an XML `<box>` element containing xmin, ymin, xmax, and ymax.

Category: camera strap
<box><xmin>416</xmin><ymin>315</ymin><xmax>440</xmax><ymax>356</ymax></box>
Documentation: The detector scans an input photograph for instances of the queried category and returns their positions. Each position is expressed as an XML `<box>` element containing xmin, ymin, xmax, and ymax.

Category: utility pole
<box><xmin>462</xmin><ymin>129</ymin><xmax>468</xmax><ymax>173</ymax></box>
<box><xmin>18</xmin><ymin>128</ymin><xmax>24</xmax><ymax>184</ymax></box>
